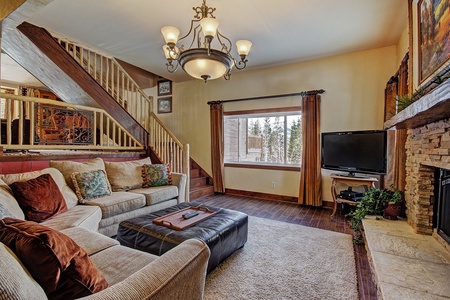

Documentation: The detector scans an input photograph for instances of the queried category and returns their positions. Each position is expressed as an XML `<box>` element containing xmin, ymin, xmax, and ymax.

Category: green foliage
<box><xmin>287</xmin><ymin>118</ymin><xmax>302</xmax><ymax>164</ymax></box>
<box><xmin>347</xmin><ymin>184</ymin><xmax>402</xmax><ymax>244</ymax></box>
<box><xmin>396</xmin><ymin>94</ymin><xmax>416</xmax><ymax>113</ymax></box>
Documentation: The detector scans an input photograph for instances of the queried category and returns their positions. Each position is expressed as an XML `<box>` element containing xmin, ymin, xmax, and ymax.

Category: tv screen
<box><xmin>321</xmin><ymin>130</ymin><xmax>387</xmax><ymax>176</ymax></box>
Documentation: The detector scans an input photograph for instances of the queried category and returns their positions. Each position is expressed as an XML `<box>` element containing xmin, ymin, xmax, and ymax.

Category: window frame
<box><xmin>223</xmin><ymin>106</ymin><xmax>301</xmax><ymax>171</ymax></box>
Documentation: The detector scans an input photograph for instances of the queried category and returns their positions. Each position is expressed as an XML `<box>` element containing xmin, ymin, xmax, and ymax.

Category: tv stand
<box><xmin>333</xmin><ymin>173</ymin><xmax>371</xmax><ymax>179</ymax></box>
<box><xmin>330</xmin><ymin>174</ymin><xmax>378</xmax><ymax>218</ymax></box>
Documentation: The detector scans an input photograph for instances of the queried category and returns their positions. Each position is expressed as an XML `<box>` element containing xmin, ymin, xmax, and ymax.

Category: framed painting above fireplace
<box><xmin>417</xmin><ymin>0</ymin><xmax>450</xmax><ymax>83</ymax></box>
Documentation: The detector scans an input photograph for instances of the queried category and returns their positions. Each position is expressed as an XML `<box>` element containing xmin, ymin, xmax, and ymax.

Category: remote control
<box><xmin>182</xmin><ymin>211</ymin><xmax>199</xmax><ymax>219</ymax></box>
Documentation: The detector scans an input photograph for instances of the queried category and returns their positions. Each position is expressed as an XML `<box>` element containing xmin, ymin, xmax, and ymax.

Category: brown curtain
<box><xmin>299</xmin><ymin>93</ymin><xmax>322</xmax><ymax>206</ymax></box>
<box><xmin>210</xmin><ymin>102</ymin><xmax>225</xmax><ymax>193</ymax></box>
<box><xmin>385</xmin><ymin>53</ymin><xmax>408</xmax><ymax>191</ymax></box>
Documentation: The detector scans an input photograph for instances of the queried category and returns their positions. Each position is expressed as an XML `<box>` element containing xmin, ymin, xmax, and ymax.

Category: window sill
<box><xmin>225</xmin><ymin>163</ymin><xmax>300</xmax><ymax>172</ymax></box>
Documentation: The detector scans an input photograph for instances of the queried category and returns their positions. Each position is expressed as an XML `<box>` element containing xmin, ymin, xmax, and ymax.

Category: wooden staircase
<box><xmin>189</xmin><ymin>159</ymin><xmax>214</xmax><ymax>201</ymax></box>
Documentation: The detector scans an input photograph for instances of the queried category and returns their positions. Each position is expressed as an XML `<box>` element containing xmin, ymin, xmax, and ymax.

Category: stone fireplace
<box><xmin>405</xmin><ymin>118</ymin><xmax>450</xmax><ymax>236</ymax></box>
<box><xmin>385</xmin><ymin>79</ymin><xmax>450</xmax><ymax>249</ymax></box>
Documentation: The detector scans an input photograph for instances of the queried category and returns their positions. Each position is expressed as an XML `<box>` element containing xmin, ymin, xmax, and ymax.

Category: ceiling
<box><xmin>2</xmin><ymin>0</ymin><xmax>408</xmax><ymax>84</ymax></box>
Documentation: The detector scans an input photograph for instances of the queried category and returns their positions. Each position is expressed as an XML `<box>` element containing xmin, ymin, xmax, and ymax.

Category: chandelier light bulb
<box><xmin>199</xmin><ymin>17</ymin><xmax>219</xmax><ymax>38</ymax></box>
<box><xmin>236</xmin><ymin>40</ymin><xmax>252</xmax><ymax>56</ymax></box>
<box><xmin>161</xmin><ymin>26</ymin><xmax>180</xmax><ymax>47</ymax></box>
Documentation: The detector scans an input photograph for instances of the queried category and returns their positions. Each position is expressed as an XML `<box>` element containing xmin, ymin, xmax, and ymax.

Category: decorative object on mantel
<box><xmin>384</xmin><ymin>78</ymin><xmax>450</xmax><ymax>129</ymax></box>
<box><xmin>161</xmin><ymin>0</ymin><xmax>252</xmax><ymax>82</ymax></box>
<box><xmin>417</xmin><ymin>0</ymin><xmax>450</xmax><ymax>84</ymax></box>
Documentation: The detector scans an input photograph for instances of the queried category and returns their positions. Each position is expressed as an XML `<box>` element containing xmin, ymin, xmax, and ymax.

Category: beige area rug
<box><xmin>204</xmin><ymin>216</ymin><xmax>358</xmax><ymax>300</ymax></box>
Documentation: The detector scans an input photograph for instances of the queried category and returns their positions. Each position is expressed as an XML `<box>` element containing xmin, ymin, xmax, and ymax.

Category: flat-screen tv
<box><xmin>321</xmin><ymin>130</ymin><xmax>387</xmax><ymax>176</ymax></box>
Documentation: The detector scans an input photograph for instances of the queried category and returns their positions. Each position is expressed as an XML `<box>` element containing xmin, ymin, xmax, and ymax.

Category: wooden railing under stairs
<box><xmin>52</xmin><ymin>36</ymin><xmax>189</xmax><ymax>177</ymax></box>
<box><xmin>55</xmin><ymin>37</ymin><xmax>152</xmax><ymax>132</ymax></box>
<box><xmin>0</xmin><ymin>93</ymin><xmax>143</xmax><ymax>151</ymax></box>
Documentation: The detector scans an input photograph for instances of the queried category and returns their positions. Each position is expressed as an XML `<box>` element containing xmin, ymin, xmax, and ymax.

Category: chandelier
<box><xmin>161</xmin><ymin>0</ymin><xmax>252</xmax><ymax>82</ymax></box>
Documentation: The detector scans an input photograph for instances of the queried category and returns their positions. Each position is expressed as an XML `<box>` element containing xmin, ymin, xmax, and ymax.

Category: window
<box><xmin>224</xmin><ymin>107</ymin><xmax>301</xmax><ymax>168</ymax></box>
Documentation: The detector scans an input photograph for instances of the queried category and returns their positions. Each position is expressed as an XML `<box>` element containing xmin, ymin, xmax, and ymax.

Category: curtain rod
<box><xmin>207</xmin><ymin>89</ymin><xmax>325</xmax><ymax>105</ymax></box>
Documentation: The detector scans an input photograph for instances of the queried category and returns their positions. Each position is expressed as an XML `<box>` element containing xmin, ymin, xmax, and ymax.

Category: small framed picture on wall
<box><xmin>157</xmin><ymin>80</ymin><xmax>172</xmax><ymax>96</ymax></box>
<box><xmin>158</xmin><ymin>97</ymin><xmax>172</xmax><ymax>114</ymax></box>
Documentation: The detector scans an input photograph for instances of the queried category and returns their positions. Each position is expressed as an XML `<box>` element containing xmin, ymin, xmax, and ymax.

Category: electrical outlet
<box><xmin>271</xmin><ymin>182</ymin><xmax>275</xmax><ymax>188</ymax></box>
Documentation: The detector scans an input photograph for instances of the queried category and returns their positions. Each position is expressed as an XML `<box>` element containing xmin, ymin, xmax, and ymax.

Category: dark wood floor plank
<box><xmin>193</xmin><ymin>194</ymin><xmax>377</xmax><ymax>300</ymax></box>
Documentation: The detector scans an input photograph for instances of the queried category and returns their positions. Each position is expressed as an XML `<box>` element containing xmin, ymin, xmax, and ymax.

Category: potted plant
<box><xmin>347</xmin><ymin>184</ymin><xmax>402</xmax><ymax>244</ymax></box>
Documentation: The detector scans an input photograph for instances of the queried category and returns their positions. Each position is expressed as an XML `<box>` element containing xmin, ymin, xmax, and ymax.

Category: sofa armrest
<box><xmin>171</xmin><ymin>172</ymin><xmax>187</xmax><ymax>203</ymax></box>
<box><xmin>80</xmin><ymin>239</ymin><xmax>210</xmax><ymax>300</ymax></box>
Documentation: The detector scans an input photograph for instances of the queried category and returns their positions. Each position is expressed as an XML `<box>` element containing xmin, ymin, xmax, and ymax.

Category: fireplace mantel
<box><xmin>384</xmin><ymin>79</ymin><xmax>450</xmax><ymax>129</ymax></box>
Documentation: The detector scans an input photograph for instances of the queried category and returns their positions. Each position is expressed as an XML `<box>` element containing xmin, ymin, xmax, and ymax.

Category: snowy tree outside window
<box><xmin>224</xmin><ymin>111</ymin><xmax>302</xmax><ymax>166</ymax></box>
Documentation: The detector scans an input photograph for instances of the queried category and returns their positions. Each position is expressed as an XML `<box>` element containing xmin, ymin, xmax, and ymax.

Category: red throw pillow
<box><xmin>9</xmin><ymin>173</ymin><xmax>68</xmax><ymax>222</ymax></box>
<box><xmin>0</xmin><ymin>218</ymin><xmax>109</xmax><ymax>299</ymax></box>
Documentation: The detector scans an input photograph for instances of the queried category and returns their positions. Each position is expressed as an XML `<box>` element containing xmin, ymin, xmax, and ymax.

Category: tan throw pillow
<box><xmin>104</xmin><ymin>157</ymin><xmax>152</xmax><ymax>191</ymax></box>
<box><xmin>0</xmin><ymin>218</ymin><xmax>109</xmax><ymax>300</ymax></box>
<box><xmin>9</xmin><ymin>174</ymin><xmax>68</xmax><ymax>223</ymax></box>
<box><xmin>141</xmin><ymin>164</ymin><xmax>172</xmax><ymax>187</ymax></box>
<box><xmin>71</xmin><ymin>170</ymin><xmax>112</xmax><ymax>203</ymax></box>
<box><xmin>50</xmin><ymin>158</ymin><xmax>105</xmax><ymax>191</ymax></box>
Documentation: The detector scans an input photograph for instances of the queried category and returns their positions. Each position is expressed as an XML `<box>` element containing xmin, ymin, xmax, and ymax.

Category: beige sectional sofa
<box><xmin>49</xmin><ymin>157</ymin><xmax>187</xmax><ymax>236</ymax></box>
<box><xmin>0</xmin><ymin>158</ymin><xmax>210</xmax><ymax>299</ymax></box>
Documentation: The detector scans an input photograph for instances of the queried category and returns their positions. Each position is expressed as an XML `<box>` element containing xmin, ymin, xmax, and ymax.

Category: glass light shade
<box><xmin>236</xmin><ymin>40</ymin><xmax>252</xmax><ymax>56</ymax></box>
<box><xmin>161</xmin><ymin>26</ymin><xmax>180</xmax><ymax>45</ymax></box>
<box><xmin>184</xmin><ymin>58</ymin><xmax>226</xmax><ymax>80</ymax></box>
<box><xmin>199</xmin><ymin>17</ymin><xmax>219</xmax><ymax>37</ymax></box>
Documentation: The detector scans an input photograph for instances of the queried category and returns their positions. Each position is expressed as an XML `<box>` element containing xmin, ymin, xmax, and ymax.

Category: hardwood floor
<box><xmin>193</xmin><ymin>194</ymin><xmax>377</xmax><ymax>300</ymax></box>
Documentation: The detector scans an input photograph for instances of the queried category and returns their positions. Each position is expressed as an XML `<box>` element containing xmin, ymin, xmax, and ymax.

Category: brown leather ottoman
<box><xmin>117</xmin><ymin>202</ymin><xmax>248</xmax><ymax>273</ymax></box>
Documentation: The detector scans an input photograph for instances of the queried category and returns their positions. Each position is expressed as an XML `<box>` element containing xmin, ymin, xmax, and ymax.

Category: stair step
<box><xmin>191</xmin><ymin>176</ymin><xmax>209</xmax><ymax>187</ymax></box>
<box><xmin>190</xmin><ymin>168</ymin><xmax>201</xmax><ymax>178</ymax></box>
<box><xmin>190</xmin><ymin>185</ymin><xmax>214</xmax><ymax>201</ymax></box>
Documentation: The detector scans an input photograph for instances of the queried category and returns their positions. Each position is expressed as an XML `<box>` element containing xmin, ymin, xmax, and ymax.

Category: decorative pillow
<box><xmin>49</xmin><ymin>158</ymin><xmax>105</xmax><ymax>191</ymax></box>
<box><xmin>71</xmin><ymin>170</ymin><xmax>112</xmax><ymax>203</ymax></box>
<box><xmin>9</xmin><ymin>174</ymin><xmax>68</xmax><ymax>223</ymax></box>
<box><xmin>0</xmin><ymin>218</ymin><xmax>109</xmax><ymax>299</ymax></box>
<box><xmin>104</xmin><ymin>157</ymin><xmax>152</xmax><ymax>191</ymax></box>
<box><xmin>141</xmin><ymin>164</ymin><xmax>172</xmax><ymax>188</ymax></box>
<box><xmin>1</xmin><ymin>168</ymin><xmax>79</xmax><ymax>210</ymax></box>
<box><xmin>0</xmin><ymin>204</ymin><xmax>14</xmax><ymax>219</ymax></box>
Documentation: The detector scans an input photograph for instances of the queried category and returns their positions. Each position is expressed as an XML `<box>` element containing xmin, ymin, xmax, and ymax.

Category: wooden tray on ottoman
<box><xmin>152</xmin><ymin>206</ymin><xmax>218</xmax><ymax>230</ymax></box>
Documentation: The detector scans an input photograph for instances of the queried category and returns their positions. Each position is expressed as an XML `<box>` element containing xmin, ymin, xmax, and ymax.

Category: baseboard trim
<box><xmin>225</xmin><ymin>189</ymin><xmax>298</xmax><ymax>203</ymax></box>
<box><xmin>322</xmin><ymin>201</ymin><xmax>334</xmax><ymax>209</ymax></box>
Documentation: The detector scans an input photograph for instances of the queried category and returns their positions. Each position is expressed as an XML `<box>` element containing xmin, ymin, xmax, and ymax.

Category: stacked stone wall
<box><xmin>405</xmin><ymin>118</ymin><xmax>450</xmax><ymax>234</ymax></box>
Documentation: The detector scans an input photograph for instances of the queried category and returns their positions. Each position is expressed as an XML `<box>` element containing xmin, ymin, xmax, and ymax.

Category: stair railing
<box><xmin>0</xmin><ymin>93</ymin><xmax>143</xmax><ymax>151</ymax></box>
<box><xmin>52</xmin><ymin>35</ymin><xmax>190</xmax><ymax>178</ymax></box>
<box><xmin>55</xmin><ymin>37</ymin><xmax>152</xmax><ymax>133</ymax></box>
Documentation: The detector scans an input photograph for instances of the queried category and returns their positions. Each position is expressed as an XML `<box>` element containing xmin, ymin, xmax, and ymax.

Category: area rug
<box><xmin>204</xmin><ymin>216</ymin><xmax>358</xmax><ymax>300</ymax></box>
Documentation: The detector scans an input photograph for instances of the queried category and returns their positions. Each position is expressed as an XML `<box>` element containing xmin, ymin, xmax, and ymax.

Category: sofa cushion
<box><xmin>0</xmin><ymin>204</ymin><xmax>15</xmax><ymax>219</ymax></box>
<box><xmin>0</xmin><ymin>218</ymin><xmax>109</xmax><ymax>300</ymax></box>
<box><xmin>132</xmin><ymin>186</ymin><xmax>179</xmax><ymax>206</ymax></box>
<box><xmin>42</xmin><ymin>205</ymin><xmax>102</xmax><ymax>232</ymax></box>
<box><xmin>9</xmin><ymin>173</ymin><xmax>68</xmax><ymax>223</ymax></box>
<box><xmin>0</xmin><ymin>242</ymin><xmax>47</xmax><ymax>299</ymax></box>
<box><xmin>0</xmin><ymin>179</ymin><xmax>25</xmax><ymax>220</ymax></box>
<box><xmin>105</xmin><ymin>157</ymin><xmax>152</xmax><ymax>191</ymax></box>
<box><xmin>71</xmin><ymin>170</ymin><xmax>112</xmax><ymax>203</ymax></box>
<box><xmin>50</xmin><ymin>157</ymin><xmax>106</xmax><ymax>191</ymax></box>
<box><xmin>84</xmin><ymin>192</ymin><xmax>146</xmax><ymax>218</ymax></box>
<box><xmin>89</xmin><ymin>243</ymin><xmax>157</xmax><ymax>286</ymax></box>
<box><xmin>60</xmin><ymin>227</ymin><xmax>119</xmax><ymax>256</ymax></box>
<box><xmin>0</xmin><ymin>168</ymin><xmax>79</xmax><ymax>210</ymax></box>
<box><xmin>142</xmin><ymin>164</ymin><xmax>172</xmax><ymax>187</ymax></box>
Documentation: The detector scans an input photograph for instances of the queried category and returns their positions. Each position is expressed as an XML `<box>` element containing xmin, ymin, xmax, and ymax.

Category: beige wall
<box><xmin>146</xmin><ymin>45</ymin><xmax>398</xmax><ymax>202</ymax></box>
